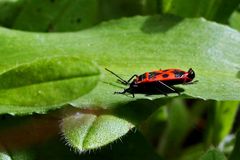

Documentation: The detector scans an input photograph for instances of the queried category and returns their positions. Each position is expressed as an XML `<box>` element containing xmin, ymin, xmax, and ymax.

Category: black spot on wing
<box><xmin>162</xmin><ymin>74</ymin><xmax>169</xmax><ymax>78</ymax></box>
<box><xmin>148</xmin><ymin>72</ymin><xmax>162</xmax><ymax>79</ymax></box>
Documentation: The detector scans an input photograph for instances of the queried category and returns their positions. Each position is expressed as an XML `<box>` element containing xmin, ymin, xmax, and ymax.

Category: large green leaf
<box><xmin>0</xmin><ymin>56</ymin><xmax>100</xmax><ymax>115</ymax></box>
<box><xmin>0</xmin><ymin>16</ymin><xmax>240</xmax><ymax>110</ymax></box>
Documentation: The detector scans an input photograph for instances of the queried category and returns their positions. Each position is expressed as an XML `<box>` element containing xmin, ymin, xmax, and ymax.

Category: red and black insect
<box><xmin>105</xmin><ymin>68</ymin><xmax>196</xmax><ymax>97</ymax></box>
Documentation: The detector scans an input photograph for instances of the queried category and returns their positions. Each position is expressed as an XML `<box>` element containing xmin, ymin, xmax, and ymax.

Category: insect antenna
<box><xmin>105</xmin><ymin>68</ymin><xmax>128</xmax><ymax>85</ymax></box>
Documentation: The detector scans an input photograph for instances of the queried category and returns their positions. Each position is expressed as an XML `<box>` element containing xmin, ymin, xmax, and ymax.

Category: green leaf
<box><xmin>0</xmin><ymin>16</ymin><xmax>240</xmax><ymax>109</ymax></box>
<box><xmin>159</xmin><ymin>99</ymin><xmax>191</xmax><ymax>158</ymax></box>
<box><xmin>71</xmin><ymin>16</ymin><xmax>240</xmax><ymax>107</ymax></box>
<box><xmin>161</xmin><ymin>0</ymin><xmax>240</xmax><ymax>23</ymax></box>
<box><xmin>60</xmin><ymin>98</ymin><xmax>167</xmax><ymax>151</ymax></box>
<box><xmin>206</xmin><ymin>101</ymin><xmax>239</xmax><ymax>145</ymax></box>
<box><xmin>0</xmin><ymin>56</ymin><xmax>100</xmax><ymax>115</ymax></box>
<box><xmin>61</xmin><ymin>113</ymin><xmax>134</xmax><ymax>151</ymax></box>
<box><xmin>199</xmin><ymin>148</ymin><xmax>226</xmax><ymax>160</ymax></box>
<box><xmin>229</xmin><ymin>10</ymin><xmax>240</xmax><ymax>31</ymax></box>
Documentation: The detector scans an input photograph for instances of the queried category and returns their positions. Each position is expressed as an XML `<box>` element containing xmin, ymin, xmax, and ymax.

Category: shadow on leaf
<box><xmin>141</xmin><ymin>15</ymin><xmax>182</xmax><ymax>33</ymax></box>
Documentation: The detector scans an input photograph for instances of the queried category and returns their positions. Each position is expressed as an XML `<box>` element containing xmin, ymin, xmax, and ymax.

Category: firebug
<box><xmin>105</xmin><ymin>68</ymin><xmax>196</xmax><ymax>97</ymax></box>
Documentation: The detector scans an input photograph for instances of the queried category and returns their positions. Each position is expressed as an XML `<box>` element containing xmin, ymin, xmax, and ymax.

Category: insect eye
<box><xmin>187</xmin><ymin>68</ymin><xmax>195</xmax><ymax>79</ymax></box>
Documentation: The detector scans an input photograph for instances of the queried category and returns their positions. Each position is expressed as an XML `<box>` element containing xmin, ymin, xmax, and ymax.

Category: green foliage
<box><xmin>159</xmin><ymin>99</ymin><xmax>191</xmax><ymax>158</ymax></box>
<box><xmin>1</xmin><ymin>16</ymin><xmax>239</xmax><ymax>112</ymax></box>
<box><xmin>13</xmin><ymin>0</ymin><xmax>99</xmax><ymax>32</ymax></box>
<box><xmin>0</xmin><ymin>128</ymin><xmax>162</xmax><ymax>160</ymax></box>
<box><xmin>179</xmin><ymin>144</ymin><xmax>205</xmax><ymax>160</ymax></box>
<box><xmin>199</xmin><ymin>148</ymin><xmax>226</xmax><ymax>160</ymax></box>
<box><xmin>161</xmin><ymin>0</ymin><xmax>240</xmax><ymax>23</ymax></box>
<box><xmin>61</xmin><ymin>98</ymin><xmax>166</xmax><ymax>151</ymax></box>
<box><xmin>0</xmin><ymin>56</ymin><xmax>100</xmax><ymax>115</ymax></box>
<box><xmin>229</xmin><ymin>130</ymin><xmax>240</xmax><ymax>160</ymax></box>
<box><xmin>0</xmin><ymin>144</ymin><xmax>11</xmax><ymax>160</ymax></box>
<box><xmin>77</xmin><ymin>131</ymin><xmax>163</xmax><ymax>160</ymax></box>
<box><xmin>206</xmin><ymin>101</ymin><xmax>239</xmax><ymax>145</ymax></box>
<box><xmin>61</xmin><ymin>113</ymin><xmax>133</xmax><ymax>151</ymax></box>
<box><xmin>69</xmin><ymin>15</ymin><xmax>240</xmax><ymax>107</ymax></box>
<box><xmin>0</xmin><ymin>0</ymin><xmax>99</xmax><ymax>32</ymax></box>
<box><xmin>229</xmin><ymin>10</ymin><xmax>240</xmax><ymax>31</ymax></box>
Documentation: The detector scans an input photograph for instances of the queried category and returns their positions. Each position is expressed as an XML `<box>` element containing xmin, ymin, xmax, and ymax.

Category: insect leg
<box><xmin>114</xmin><ymin>89</ymin><xmax>126</xmax><ymax>94</ymax></box>
<box><xmin>114</xmin><ymin>87</ymin><xmax>131</xmax><ymax>95</ymax></box>
<box><xmin>183</xmin><ymin>80</ymin><xmax>199</xmax><ymax>85</ymax></box>
<box><xmin>114</xmin><ymin>88</ymin><xmax>134</xmax><ymax>97</ymax></box>
<box><xmin>132</xmin><ymin>93</ymin><xmax>135</xmax><ymax>98</ymax></box>
<box><xmin>157</xmin><ymin>81</ymin><xmax>180</xmax><ymax>95</ymax></box>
